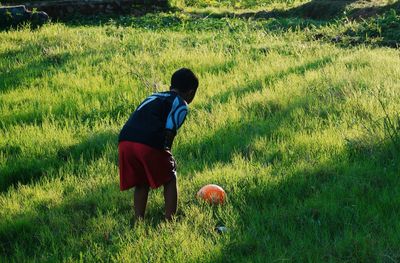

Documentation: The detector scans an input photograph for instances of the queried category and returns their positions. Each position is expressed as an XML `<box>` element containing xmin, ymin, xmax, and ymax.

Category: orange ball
<box><xmin>196</xmin><ymin>184</ymin><xmax>226</xmax><ymax>205</ymax></box>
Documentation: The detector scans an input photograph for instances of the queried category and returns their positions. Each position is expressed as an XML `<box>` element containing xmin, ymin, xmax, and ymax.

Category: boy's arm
<box><xmin>164</xmin><ymin>98</ymin><xmax>188</xmax><ymax>150</ymax></box>
<box><xmin>164</xmin><ymin>129</ymin><xmax>175</xmax><ymax>150</ymax></box>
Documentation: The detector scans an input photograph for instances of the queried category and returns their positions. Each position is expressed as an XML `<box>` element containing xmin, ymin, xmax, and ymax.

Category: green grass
<box><xmin>1</xmin><ymin>6</ymin><xmax>400</xmax><ymax>262</ymax></box>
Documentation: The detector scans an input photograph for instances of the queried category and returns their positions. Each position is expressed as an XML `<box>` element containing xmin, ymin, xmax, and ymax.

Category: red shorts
<box><xmin>118</xmin><ymin>141</ymin><xmax>176</xmax><ymax>190</ymax></box>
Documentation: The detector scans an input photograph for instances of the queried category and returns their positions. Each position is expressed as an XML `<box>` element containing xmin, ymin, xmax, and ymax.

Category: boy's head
<box><xmin>170</xmin><ymin>68</ymin><xmax>198</xmax><ymax>104</ymax></box>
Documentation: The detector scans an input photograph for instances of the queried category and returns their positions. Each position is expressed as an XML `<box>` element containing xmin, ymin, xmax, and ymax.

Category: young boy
<box><xmin>118</xmin><ymin>68</ymin><xmax>198</xmax><ymax>221</ymax></box>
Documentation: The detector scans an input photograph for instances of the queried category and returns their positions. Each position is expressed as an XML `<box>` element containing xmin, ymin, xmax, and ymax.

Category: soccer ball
<box><xmin>196</xmin><ymin>184</ymin><xmax>226</xmax><ymax>205</ymax></box>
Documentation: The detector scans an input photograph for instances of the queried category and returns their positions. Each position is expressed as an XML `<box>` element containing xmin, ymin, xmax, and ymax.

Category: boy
<box><xmin>118</xmin><ymin>68</ymin><xmax>198</xmax><ymax>221</ymax></box>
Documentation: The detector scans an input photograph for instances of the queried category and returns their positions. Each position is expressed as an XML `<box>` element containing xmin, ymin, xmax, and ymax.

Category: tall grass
<box><xmin>0</xmin><ymin>12</ymin><xmax>399</xmax><ymax>262</ymax></box>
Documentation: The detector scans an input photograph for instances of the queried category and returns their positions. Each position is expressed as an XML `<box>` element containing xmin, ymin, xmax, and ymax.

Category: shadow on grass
<box><xmin>0</xmin><ymin>179</ymin><xmax>127</xmax><ymax>260</ymax></box>
<box><xmin>0</xmin><ymin>45</ymin><xmax>136</xmax><ymax>131</ymax></box>
<box><xmin>276</xmin><ymin>0</ymin><xmax>357</xmax><ymax>20</ymax></box>
<box><xmin>0</xmin><ymin>74</ymin><xmax>307</xmax><ymax>260</ymax></box>
<box><xmin>0</xmin><ymin>129</ymin><xmax>121</xmax><ymax>260</ymax></box>
<box><xmin>215</xmin><ymin>138</ymin><xmax>400</xmax><ymax>262</ymax></box>
<box><xmin>176</xmin><ymin>55</ymin><xmax>335</xmax><ymax>173</ymax></box>
<box><xmin>0</xmin><ymin>47</ymin><xmax>73</xmax><ymax>94</ymax></box>
<box><xmin>187</xmin><ymin>0</ymin><xmax>399</xmax><ymax>20</ymax></box>
<box><xmin>197</xmin><ymin>55</ymin><xmax>334</xmax><ymax>111</ymax></box>
<box><xmin>56</xmin><ymin>2</ymin><xmax>400</xmax><ymax>50</ymax></box>
<box><xmin>0</xmin><ymin>53</ymin><xmax>337</xmax><ymax>258</ymax></box>
<box><xmin>1</xmin><ymin>46</ymin><xmax>399</xmax><ymax>261</ymax></box>
<box><xmin>350</xmin><ymin>1</ymin><xmax>400</xmax><ymax>19</ymax></box>
<box><xmin>1</xmin><ymin>112</ymin><xmax>398</xmax><ymax>261</ymax></box>
<box><xmin>0</xmin><ymin>98</ymin><xmax>132</xmax><ymax>130</ymax></box>
<box><xmin>0</xmin><ymin>130</ymin><xmax>117</xmax><ymax>192</ymax></box>
<box><xmin>185</xmin><ymin>2</ymin><xmax>400</xmax><ymax>48</ymax></box>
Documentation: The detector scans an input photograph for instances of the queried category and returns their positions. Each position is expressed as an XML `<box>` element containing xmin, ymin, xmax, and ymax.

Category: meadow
<box><xmin>1</xmin><ymin>1</ymin><xmax>400</xmax><ymax>262</ymax></box>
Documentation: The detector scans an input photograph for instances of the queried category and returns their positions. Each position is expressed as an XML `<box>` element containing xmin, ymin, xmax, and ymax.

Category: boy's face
<box><xmin>183</xmin><ymin>89</ymin><xmax>197</xmax><ymax>104</ymax></box>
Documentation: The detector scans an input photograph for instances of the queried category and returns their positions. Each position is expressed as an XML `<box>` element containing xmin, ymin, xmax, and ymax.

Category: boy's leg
<box><xmin>134</xmin><ymin>184</ymin><xmax>150</xmax><ymax>220</ymax></box>
<box><xmin>164</xmin><ymin>177</ymin><xmax>177</xmax><ymax>221</ymax></box>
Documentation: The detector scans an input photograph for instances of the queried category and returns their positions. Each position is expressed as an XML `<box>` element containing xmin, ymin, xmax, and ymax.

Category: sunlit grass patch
<box><xmin>1</xmin><ymin>10</ymin><xmax>400</xmax><ymax>262</ymax></box>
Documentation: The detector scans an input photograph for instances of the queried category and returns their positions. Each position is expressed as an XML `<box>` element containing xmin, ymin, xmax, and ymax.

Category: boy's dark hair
<box><xmin>171</xmin><ymin>68</ymin><xmax>199</xmax><ymax>93</ymax></box>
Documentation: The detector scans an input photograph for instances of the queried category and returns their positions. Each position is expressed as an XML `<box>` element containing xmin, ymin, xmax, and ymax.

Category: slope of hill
<box><xmin>1</xmin><ymin>2</ymin><xmax>399</xmax><ymax>262</ymax></box>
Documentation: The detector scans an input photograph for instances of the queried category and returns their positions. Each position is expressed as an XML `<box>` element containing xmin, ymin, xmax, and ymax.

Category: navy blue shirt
<box><xmin>119</xmin><ymin>91</ymin><xmax>188</xmax><ymax>150</ymax></box>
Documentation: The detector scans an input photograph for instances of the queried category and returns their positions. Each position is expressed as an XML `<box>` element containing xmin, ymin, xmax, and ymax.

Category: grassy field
<box><xmin>1</xmin><ymin>1</ymin><xmax>400</xmax><ymax>262</ymax></box>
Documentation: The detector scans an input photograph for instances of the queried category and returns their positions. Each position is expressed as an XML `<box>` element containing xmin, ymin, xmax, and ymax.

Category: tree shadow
<box><xmin>175</xmin><ymin>55</ymin><xmax>335</xmax><ymax>173</ymax></box>
<box><xmin>54</xmin><ymin>0</ymin><xmax>399</xmax><ymax>51</ymax></box>
<box><xmin>0</xmin><ymin>45</ymin><xmax>136</xmax><ymax>132</ymax></box>
<box><xmin>183</xmin><ymin>0</ymin><xmax>400</xmax><ymax>48</ymax></box>
<box><xmin>187</xmin><ymin>0</ymin><xmax>399</xmax><ymax>20</ymax></box>
<box><xmin>276</xmin><ymin>0</ymin><xmax>358</xmax><ymax>20</ymax></box>
<box><xmin>1</xmin><ymin>103</ymin><xmax>398</xmax><ymax>261</ymax></box>
<box><xmin>0</xmin><ymin>70</ymin><xmax>308</xmax><ymax>261</ymax></box>
<box><xmin>183</xmin><ymin>57</ymin><xmax>397</xmax><ymax>260</ymax></box>
<box><xmin>58</xmin><ymin>7</ymin><xmax>319</xmax><ymax>32</ymax></box>
<box><xmin>350</xmin><ymin>1</ymin><xmax>400</xmax><ymax>19</ymax></box>
<box><xmin>0</xmin><ymin>130</ymin><xmax>117</xmax><ymax>192</ymax></box>
<box><xmin>0</xmin><ymin>129</ymin><xmax>122</xmax><ymax>260</ymax></box>
<box><xmin>0</xmin><ymin>46</ymin><xmax>73</xmax><ymax>94</ymax></box>
<box><xmin>0</xmin><ymin>179</ymin><xmax>126</xmax><ymax>260</ymax></box>
<box><xmin>59</xmin><ymin>8</ymin><xmax>172</xmax><ymax>28</ymax></box>
<box><xmin>0</xmin><ymin>96</ymin><xmax>131</xmax><ymax>131</ymax></box>
<box><xmin>185</xmin><ymin>0</ymin><xmax>356</xmax><ymax>20</ymax></box>
<box><xmin>1</xmin><ymin>37</ymin><xmax>398</xmax><ymax>260</ymax></box>
<box><xmin>0</xmin><ymin>53</ymin><xmax>337</xmax><ymax>256</ymax></box>
<box><xmin>214</xmin><ymin>136</ymin><xmax>400</xmax><ymax>262</ymax></box>
<box><xmin>196</xmin><ymin>55</ymin><xmax>334</xmax><ymax>112</ymax></box>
